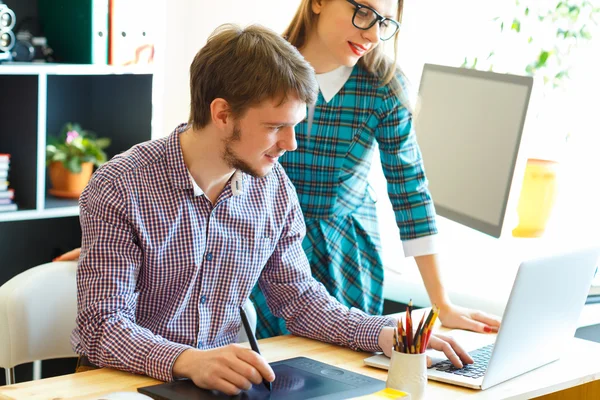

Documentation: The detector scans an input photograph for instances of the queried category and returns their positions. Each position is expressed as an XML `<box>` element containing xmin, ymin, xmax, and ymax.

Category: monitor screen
<box><xmin>414</xmin><ymin>64</ymin><xmax>533</xmax><ymax>237</ymax></box>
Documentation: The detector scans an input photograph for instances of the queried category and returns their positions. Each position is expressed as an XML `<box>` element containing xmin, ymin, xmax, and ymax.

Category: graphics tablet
<box><xmin>138</xmin><ymin>356</ymin><xmax>385</xmax><ymax>400</ymax></box>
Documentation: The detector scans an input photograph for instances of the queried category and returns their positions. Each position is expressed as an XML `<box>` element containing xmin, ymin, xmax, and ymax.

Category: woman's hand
<box><xmin>53</xmin><ymin>247</ymin><xmax>82</xmax><ymax>262</ymax></box>
<box><xmin>438</xmin><ymin>304</ymin><xmax>501</xmax><ymax>334</ymax></box>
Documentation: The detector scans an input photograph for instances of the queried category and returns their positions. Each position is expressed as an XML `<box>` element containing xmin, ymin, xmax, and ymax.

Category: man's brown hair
<box><xmin>189</xmin><ymin>24</ymin><xmax>318</xmax><ymax>129</ymax></box>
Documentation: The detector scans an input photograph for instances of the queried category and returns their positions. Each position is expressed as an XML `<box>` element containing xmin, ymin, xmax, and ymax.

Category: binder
<box><xmin>109</xmin><ymin>0</ymin><xmax>156</xmax><ymax>66</ymax></box>
<box><xmin>38</xmin><ymin>0</ymin><xmax>109</xmax><ymax>64</ymax></box>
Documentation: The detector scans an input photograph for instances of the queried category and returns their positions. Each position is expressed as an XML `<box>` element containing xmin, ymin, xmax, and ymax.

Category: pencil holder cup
<box><xmin>386</xmin><ymin>350</ymin><xmax>427</xmax><ymax>400</ymax></box>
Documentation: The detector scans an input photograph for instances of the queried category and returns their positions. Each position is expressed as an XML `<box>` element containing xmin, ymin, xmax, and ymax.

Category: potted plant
<box><xmin>462</xmin><ymin>1</ymin><xmax>599</xmax><ymax>237</ymax></box>
<box><xmin>46</xmin><ymin>122</ymin><xmax>111</xmax><ymax>198</ymax></box>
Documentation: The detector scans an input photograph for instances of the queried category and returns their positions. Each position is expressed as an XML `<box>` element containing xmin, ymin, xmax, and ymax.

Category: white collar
<box><xmin>316</xmin><ymin>65</ymin><xmax>353</xmax><ymax>103</ymax></box>
<box><xmin>188</xmin><ymin>170</ymin><xmax>244</xmax><ymax>197</ymax></box>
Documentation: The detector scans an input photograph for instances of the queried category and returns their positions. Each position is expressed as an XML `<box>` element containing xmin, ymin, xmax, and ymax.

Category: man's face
<box><xmin>223</xmin><ymin>96</ymin><xmax>306</xmax><ymax>178</ymax></box>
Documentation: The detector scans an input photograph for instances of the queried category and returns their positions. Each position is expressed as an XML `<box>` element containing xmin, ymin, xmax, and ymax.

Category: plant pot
<box><xmin>512</xmin><ymin>158</ymin><xmax>559</xmax><ymax>238</ymax></box>
<box><xmin>48</xmin><ymin>161</ymin><xmax>94</xmax><ymax>199</ymax></box>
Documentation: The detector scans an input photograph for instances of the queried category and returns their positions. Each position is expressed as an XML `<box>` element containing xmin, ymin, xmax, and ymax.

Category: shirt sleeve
<box><xmin>374</xmin><ymin>79</ymin><xmax>439</xmax><ymax>245</ymax></box>
<box><xmin>258</xmin><ymin>178</ymin><xmax>395</xmax><ymax>352</ymax></box>
<box><xmin>75</xmin><ymin>175</ymin><xmax>191</xmax><ymax>382</ymax></box>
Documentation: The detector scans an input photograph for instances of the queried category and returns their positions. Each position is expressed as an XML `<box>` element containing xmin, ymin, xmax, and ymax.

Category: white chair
<box><xmin>0</xmin><ymin>260</ymin><xmax>257</xmax><ymax>385</ymax></box>
<box><xmin>237</xmin><ymin>298</ymin><xmax>258</xmax><ymax>343</ymax></box>
<box><xmin>0</xmin><ymin>261</ymin><xmax>78</xmax><ymax>385</ymax></box>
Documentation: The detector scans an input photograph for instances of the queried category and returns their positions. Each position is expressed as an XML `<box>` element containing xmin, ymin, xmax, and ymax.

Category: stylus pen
<box><xmin>240</xmin><ymin>306</ymin><xmax>272</xmax><ymax>392</ymax></box>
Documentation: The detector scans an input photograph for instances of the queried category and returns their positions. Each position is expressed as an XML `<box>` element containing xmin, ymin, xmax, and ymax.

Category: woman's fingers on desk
<box><xmin>439</xmin><ymin>305</ymin><xmax>501</xmax><ymax>333</ymax></box>
<box><xmin>428</xmin><ymin>334</ymin><xmax>474</xmax><ymax>368</ymax></box>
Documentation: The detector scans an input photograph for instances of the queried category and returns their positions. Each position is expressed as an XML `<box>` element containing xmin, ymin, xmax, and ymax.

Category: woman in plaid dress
<box><xmin>250</xmin><ymin>0</ymin><xmax>501</xmax><ymax>338</ymax></box>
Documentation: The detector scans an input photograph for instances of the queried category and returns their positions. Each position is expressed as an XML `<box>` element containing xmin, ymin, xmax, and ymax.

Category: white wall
<box><xmin>154</xmin><ymin>0</ymin><xmax>302</xmax><ymax>138</ymax></box>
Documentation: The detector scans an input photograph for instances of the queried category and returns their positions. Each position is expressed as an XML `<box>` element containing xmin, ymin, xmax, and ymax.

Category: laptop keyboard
<box><xmin>431</xmin><ymin>343</ymin><xmax>494</xmax><ymax>379</ymax></box>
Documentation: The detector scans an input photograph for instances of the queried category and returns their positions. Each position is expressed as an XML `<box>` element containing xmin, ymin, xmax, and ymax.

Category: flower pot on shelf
<box><xmin>48</xmin><ymin>161</ymin><xmax>94</xmax><ymax>199</ymax></box>
<box><xmin>512</xmin><ymin>158</ymin><xmax>559</xmax><ymax>238</ymax></box>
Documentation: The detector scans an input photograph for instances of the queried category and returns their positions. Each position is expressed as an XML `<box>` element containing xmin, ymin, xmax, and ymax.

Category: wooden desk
<box><xmin>1</xmin><ymin>333</ymin><xmax>599</xmax><ymax>400</ymax></box>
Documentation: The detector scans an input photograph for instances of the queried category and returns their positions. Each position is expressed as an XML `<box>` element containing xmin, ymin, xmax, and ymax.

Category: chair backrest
<box><xmin>0</xmin><ymin>260</ymin><xmax>258</xmax><ymax>370</ymax></box>
<box><xmin>0</xmin><ymin>261</ymin><xmax>78</xmax><ymax>370</ymax></box>
<box><xmin>236</xmin><ymin>298</ymin><xmax>258</xmax><ymax>344</ymax></box>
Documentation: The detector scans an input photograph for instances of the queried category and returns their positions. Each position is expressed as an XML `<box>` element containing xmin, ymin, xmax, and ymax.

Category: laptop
<box><xmin>364</xmin><ymin>247</ymin><xmax>600</xmax><ymax>390</ymax></box>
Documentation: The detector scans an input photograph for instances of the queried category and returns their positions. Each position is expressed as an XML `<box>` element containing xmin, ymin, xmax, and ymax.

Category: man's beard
<box><xmin>223</xmin><ymin>123</ymin><xmax>267</xmax><ymax>178</ymax></box>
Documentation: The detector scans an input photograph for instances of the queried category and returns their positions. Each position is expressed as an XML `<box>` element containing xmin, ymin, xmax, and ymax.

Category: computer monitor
<box><xmin>414</xmin><ymin>64</ymin><xmax>534</xmax><ymax>238</ymax></box>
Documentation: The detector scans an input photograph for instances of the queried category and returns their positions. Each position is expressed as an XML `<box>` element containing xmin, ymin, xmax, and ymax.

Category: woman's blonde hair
<box><xmin>284</xmin><ymin>0</ymin><xmax>404</xmax><ymax>94</ymax></box>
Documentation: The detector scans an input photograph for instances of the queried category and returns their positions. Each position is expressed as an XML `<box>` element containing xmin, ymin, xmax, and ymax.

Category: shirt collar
<box><xmin>167</xmin><ymin>122</ymin><xmax>245</xmax><ymax>197</ymax></box>
<box><xmin>188</xmin><ymin>170</ymin><xmax>244</xmax><ymax>197</ymax></box>
<box><xmin>316</xmin><ymin>65</ymin><xmax>353</xmax><ymax>102</ymax></box>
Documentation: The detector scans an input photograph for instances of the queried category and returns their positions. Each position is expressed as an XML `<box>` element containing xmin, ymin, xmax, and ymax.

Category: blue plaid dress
<box><xmin>251</xmin><ymin>64</ymin><xmax>438</xmax><ymax>338</ymax></box>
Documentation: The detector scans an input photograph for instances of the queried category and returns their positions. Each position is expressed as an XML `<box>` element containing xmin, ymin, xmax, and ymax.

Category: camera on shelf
<box><xmin>12</xmin><ymin>30</ymin><xmax>54</xmax><ymax>62</ymax></box>
<box><xmin>0</xmin><ymin>3</ymin><xmax>54</xmax><ymax>63</ymax></box>
<box><xmin>0</xmin><ymin>2</ymin><xmax>16</xmax><ymax>62</ymax></box>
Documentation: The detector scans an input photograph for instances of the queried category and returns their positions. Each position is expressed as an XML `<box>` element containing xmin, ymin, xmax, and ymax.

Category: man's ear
<box><xmin>210</xmin><ymin>98</ymin><xmax>231</xmax><ymax>130</ymax></box>
<box><xmin>311</xmin><ymin>0</ymin><xmax>323</xmax><ymax>15</ymax></box>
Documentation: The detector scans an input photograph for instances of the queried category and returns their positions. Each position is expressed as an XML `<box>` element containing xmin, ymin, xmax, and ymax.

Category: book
<box><xmin>0</xmin><ymin>189</ymin><xmax>14</xmax><ymax>200</ymax></box>
<box><xmin>0</xmin><ymin>203</ymin><xmax>17</xmax><ymax>212</ymax></box>
<box><xmin>38</xmin><ymin>0</ymin><xmax>109</xmax><ymax>64</ymax></box>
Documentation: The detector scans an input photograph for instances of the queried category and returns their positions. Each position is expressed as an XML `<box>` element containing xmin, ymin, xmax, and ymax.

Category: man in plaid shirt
<box><xmin>72</xmin><ymin>24</ymin><xmax>472</xmax><ymax>396</ymax></box>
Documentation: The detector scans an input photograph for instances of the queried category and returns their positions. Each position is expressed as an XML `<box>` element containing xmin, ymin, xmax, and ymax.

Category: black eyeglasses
<box><xmin>345</xmin><ymin>0</ymin><xmax>400</xmax><ymax>41</ymax></box>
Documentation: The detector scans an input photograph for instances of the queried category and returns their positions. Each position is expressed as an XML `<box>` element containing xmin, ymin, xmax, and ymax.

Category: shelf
<box><xmin>45</xmin><ymin>195</ymin><xmax>79</xmax><ymax>209</ymax></box>
<box><xmin>0</xmin><ymin>207</ymin><xmax>79</xmax><ymax>222</ymax></box>
<box><xmin>0</xmin><ymin>63</ymin><xmax>154</xmax><ymax>76</ymax></box>
<box><xmin>0</xmin><ymin>69</ymin><xmax>152</xmax><ymax>223</ymax></box>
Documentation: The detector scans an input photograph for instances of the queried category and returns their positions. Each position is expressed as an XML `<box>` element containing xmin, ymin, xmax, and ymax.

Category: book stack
<box><xmin>0</xmin><ymin>154</ymin><xmax>17</xmax><ymax>212</ymax></box>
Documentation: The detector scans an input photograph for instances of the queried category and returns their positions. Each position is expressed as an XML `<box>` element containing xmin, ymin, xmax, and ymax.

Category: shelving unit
<box><xmin>0</xmin><ymin>64</ymin><xmax>154</xmax><ymax>280</ymax></box>
<box><xmin>0</xmin><ymin>64</ymin><xmax>153</xmax><ymax>222</ymax></box>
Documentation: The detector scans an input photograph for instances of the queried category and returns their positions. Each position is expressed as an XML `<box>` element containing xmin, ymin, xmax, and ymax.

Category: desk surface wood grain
<box><xmin>0</xmin><ymin>333</ymin><xmax>599</xmax><ymax>400</ymax></box>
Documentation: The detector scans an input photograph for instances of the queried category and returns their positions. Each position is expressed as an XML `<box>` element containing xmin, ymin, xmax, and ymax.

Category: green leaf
<box><xmin>511</xmin><ymin>18</ymin><xmax>521</xmax><ymax>32</ymax></box>
<box><xmin>500</xmin><ymin>21</ymin><xmax>504</xmax><ymax>31</ymax></box>
<box><xmin>580</xmin><ymin>25</ymin><xmax>592</xmax><ymax>39</ymax></box>
<box><xmin>525</xmin><ymin>7</ymin><xmax>529</xmax><ymax>16</ymax></box>
<box><xmin>525</xmin><ymin>64</ymin><xmax>535</xmax><ymax>75</ymax></box>
<box><xmin>66</xmin><ymin>157</ymin><xmax>82</xmax><ymax>173</ymax></box>
<box><xmin>95</xmin><ymin>138</ymin><xmax>111</xmax><ymax>150</ymax></box>
<box><xmin>569</xmin><ymin>6</ymin><xmax>581</xmax><ymax>20</ymax></box>
<box><xmin>528</xmin><ymin>36</ymin><xmax>533</xmax><ymax>43</ymax></box>
<box><xmin>536</xmin><ymin>51</ymin><xmax>550</xmax><ymax>68</ymax></box>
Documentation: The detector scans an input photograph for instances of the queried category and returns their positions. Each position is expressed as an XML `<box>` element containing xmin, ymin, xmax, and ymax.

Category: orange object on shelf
<box><xmin>48</xmin><ymin>161</ymin><xmax>94</xmax><ymax>199</ymax></box>
<box><xmin>512</xmin><ymin>158</ymin><xmax>559</xmax><ymax>238</ymax></box>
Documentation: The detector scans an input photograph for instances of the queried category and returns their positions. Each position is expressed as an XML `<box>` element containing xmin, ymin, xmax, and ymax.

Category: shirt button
<box><xmin>200</xmin><ymin>295</ymin><xmax>207</xmax><ymax>304</ymax></box>
<box><xmin>205</xmin><ymin>253</ymin><xmax>213</xmax><ymax>261</ymax></box>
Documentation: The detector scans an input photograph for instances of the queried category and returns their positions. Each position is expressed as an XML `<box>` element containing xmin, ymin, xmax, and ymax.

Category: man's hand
<box><xmin>438</xmin><ymin>304</ymin><xmax>501</xmax><ymax>334</ymax></box>
<box><xmin>378</xmin><ymin>326</ymin><xmax>474</xmax><ymax>368</ymax></box>
<box><xmin>172</xmin><ymin>344</ymin><xmax>275</xmax><ymax>395</ymax></box>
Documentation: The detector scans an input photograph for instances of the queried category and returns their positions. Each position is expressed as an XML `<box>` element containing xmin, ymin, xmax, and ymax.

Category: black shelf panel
<box><xmin>0</xmin><ymin>216</ymin><xmax>81</xmax><ymax>286</ymax></box>
<box><xmin>46</xmin><ymin>74</ymin><xmax>153</xmax><ymax>158</ymax></box>
<box><xmin>0</xmin><ymin>75</ymin><xmax>39</xmax><ymax>211</ymax></box>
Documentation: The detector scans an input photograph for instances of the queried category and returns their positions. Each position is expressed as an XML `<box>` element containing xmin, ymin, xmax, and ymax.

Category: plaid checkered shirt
<box><xmin>71</xmin><ymin>123</ymin><xmax>395</xmax><ymax>382</ymax></box>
